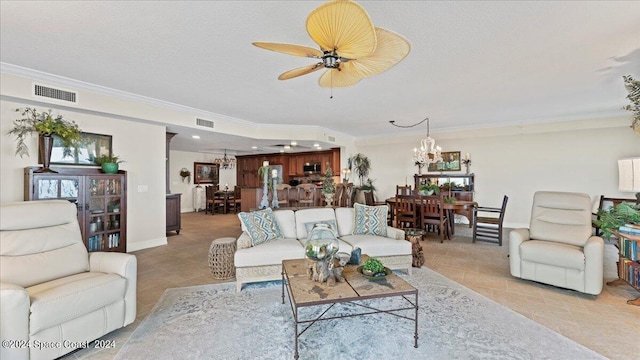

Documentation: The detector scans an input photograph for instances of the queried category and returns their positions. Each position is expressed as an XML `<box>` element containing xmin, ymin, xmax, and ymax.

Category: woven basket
<box><xmin>208</xmin><ymin>237</ymin><xmax>237</xmax><ymax>279</ymax></box>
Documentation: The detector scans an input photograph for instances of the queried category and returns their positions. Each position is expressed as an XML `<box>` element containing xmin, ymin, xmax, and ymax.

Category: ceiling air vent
<box><xmin>327</xmin><ymin>135</ymin><xmax>336</xmax><ymax>142</ymax></box>
<box><xmin>196</xmin><ymin>118</ymin><xmax>214</xmax><ymax>128</ymax></box>
<box><xmin>33</xmin><ymin>84</ymin><xmax>77</xmax><ymax>103</ymax></box>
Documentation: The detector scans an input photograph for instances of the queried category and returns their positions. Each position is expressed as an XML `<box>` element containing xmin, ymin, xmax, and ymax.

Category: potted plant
<box><xmin>593</xmin><ymin>202</ymin><xmax>640</xmax><ymax>238</ymax></box>
<box><xmin>348</xmin><ymin>153</ymin><xmax>371</xmax><ymax>187</ymax></box>
<box><xmin>8</xmin><ymin>107</ymin><xmax>81</xmax><ymax>173</ymax></box>
<box><xmin>321</xmin><ymin>167</ymin><xmax>336</xmax><ymax>207</ymax></box>
<box><xmin>418</xmin><ymin>183</ymin><xmax>440</xmax><ymax>196</ymax></box>
<box><xmin>92</xmin><ymin>154</ymin><xmax>124</xmax><ymax>174</ymax></box>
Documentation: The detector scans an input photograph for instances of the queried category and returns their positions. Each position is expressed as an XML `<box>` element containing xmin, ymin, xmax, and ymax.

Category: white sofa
<box><xmin>509</xmin><ymin>191</ymin><xmax>604</xmax><ymax>295</ymax></box>
<box><xmin>234</xmin><ymin>207</ymin><xmax>411</xmax><ymax>291</ymax></box>
<box><xmin>0</xmin><ymin>200</ymin><xmax>137</xmax><ymax>360</ymax></box>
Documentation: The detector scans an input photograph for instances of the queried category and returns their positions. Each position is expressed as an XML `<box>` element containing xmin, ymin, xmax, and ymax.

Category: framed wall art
<box><xmin>428</xmin><ymin>151</ymin><xmax>461</xmax><ymax>172</ymax></box>
<box><xmin>40</xmin><ymin>132</ymin><xmax>112</xmax><ymax>165</ymax></box>
<box><xmin>194</xmin><ymin>162</ymin><xmax>220</xmax><ymax>184</ymax></box>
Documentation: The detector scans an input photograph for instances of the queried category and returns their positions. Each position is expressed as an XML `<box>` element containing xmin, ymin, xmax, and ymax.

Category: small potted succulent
<box><xmin>92</xmin><ymin>154</ymin><xmax>124</xmax><ymax>174</ymax></box>
<box><xmin>358</xmin><ymin>257</ymin><xmax>390</xmax><ymax>280</ymax></box>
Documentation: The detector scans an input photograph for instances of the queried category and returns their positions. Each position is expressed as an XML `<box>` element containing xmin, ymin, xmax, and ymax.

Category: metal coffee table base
<box><xmin>281</xmin><ymin>259</ymin><xmax>419</xmax><ymax>359</ymax></box>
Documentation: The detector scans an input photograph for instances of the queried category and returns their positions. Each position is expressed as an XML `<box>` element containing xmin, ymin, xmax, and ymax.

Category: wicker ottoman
<box><xmin>208</xmin><ymin>237</ymin><xmax>237</xmax><ymax>279</ymax></box>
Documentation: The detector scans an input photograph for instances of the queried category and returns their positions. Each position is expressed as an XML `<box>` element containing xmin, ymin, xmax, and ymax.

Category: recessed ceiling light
<box><xmin>284</xmin><ymin>145</ymin><xmax>291</xmax><ymax>149</ymax></box>
<box><xmin>313</xmin><ymin>143</ymin><xmax>320</xmax><ymax>147</ymax></box>
<box><xmin>251</xmin><ymin>146</ymin><xmax>258</xmax><ymax>149</ymax></box>
<box><xmin>316</xmin><ymin>146</ymin><xmax>322</xmax><ymax>150</ymax></box>
<box><xmin>290</xmin><ymin>141</ymin><xmax>297</xmax><ymax>146</ymax></box>
<box><xmin>192</xmin><ymin>135</ymin><xmax>200</xmax><ymax>139</ymax></box>
<box><xmin>280</xmin><ymin>149</ymin><xmax>285</xmax><ymax>153</ymax></box>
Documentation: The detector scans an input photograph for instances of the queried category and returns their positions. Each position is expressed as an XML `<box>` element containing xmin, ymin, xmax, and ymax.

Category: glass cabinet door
<box><xmin>33</xmin><ymin>176</ymin><xmax>81</xmax><ymax>201</ymax></box>
<box><xmin>86</xmin><ymin>176</ymin><xmax>123</xmax><ymax>252</ymax></box>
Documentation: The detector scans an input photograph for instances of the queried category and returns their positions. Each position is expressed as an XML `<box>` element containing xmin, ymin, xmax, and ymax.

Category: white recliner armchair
<box><xmin>0</xmin><ymin>200</ymin><xmax>137</xmax><ymax>360</ymax></box>
<box><xmin>509</xmin><ymin>191</ymin><xmax>604</xmax><ymax>295</ymax></box>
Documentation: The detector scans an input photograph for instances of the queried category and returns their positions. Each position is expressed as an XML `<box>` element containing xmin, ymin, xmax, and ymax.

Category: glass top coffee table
<box><xmin>281</xmin><ymin>257</ymin><xmax>419</xmax><ymax>359</ymax></box>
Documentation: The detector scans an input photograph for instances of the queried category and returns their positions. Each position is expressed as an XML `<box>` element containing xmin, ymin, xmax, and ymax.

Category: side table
<box><xmin>208</xmin><ymin>237</ymin><xmax>237</xmax><ymax>279</ymax></box>
<box><xmin>405</xmin><ymin>228</ymin><xmax>425</xmax><ymax>268</ymax></box>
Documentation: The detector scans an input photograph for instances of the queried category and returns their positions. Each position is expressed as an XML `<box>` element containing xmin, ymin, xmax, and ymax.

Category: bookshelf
<box><xmin>608</xmin><ymin>230</ymin><xmax>639</xmax><ymax>306</ymax></box>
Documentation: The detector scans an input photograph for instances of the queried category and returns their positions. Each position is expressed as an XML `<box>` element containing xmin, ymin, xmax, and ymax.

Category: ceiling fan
<box><xmin>253</xmin><ymin>0</ymin><xmax>411</xmax><ymax>88</ymax></box>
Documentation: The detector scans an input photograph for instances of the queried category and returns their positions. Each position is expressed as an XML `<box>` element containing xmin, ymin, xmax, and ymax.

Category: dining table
<box><xmin>385</xmin><ymin>197</ymin><xmax>477</xmax><ymax>236</ymax></box>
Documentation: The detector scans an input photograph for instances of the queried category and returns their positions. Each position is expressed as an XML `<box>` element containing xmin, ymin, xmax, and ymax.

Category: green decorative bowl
<box><xmin>357</xmin><ymin>266</ymin><xmax>392</xmax><ymax>281</ymax></box>
<box><xmin>101</xmin><ymin>163</ymin><xmax>119</xmax><ymax>174</ymax></box>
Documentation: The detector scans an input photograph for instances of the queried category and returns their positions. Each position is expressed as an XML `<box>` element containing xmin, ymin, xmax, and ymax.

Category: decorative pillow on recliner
<box><xmin>238</xmin><ymin>208</ymin><xmax>284</xmax><ymax>246</ymax></box>
<box><xmin>353</xmin><ymin>203</ymin><xmax>388</xmax><ymax>236</ymax></box>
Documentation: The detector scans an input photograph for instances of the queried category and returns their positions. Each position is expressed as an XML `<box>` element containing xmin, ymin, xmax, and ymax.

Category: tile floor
<box><xmin>66</xmin><ymin>212</ymin><xmax>640</xmax><ymax>359</ymax></box>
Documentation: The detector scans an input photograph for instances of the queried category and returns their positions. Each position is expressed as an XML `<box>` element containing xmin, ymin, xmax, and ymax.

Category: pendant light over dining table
<box><xmin>252</xmin><ymin>0</ymin><xmax>411</xmax><ymax>90</ymax></box>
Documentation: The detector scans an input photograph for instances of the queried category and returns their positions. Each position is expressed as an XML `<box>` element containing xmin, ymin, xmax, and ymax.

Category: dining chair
<box><xmin>473</xmin><ymin>195</ymin><xmax>508</xmax><ymax>245</ymax></box>
<box><xmin>205</xmin><ymin>186</ymin><xmax>224</xmax><ymax>215</ymax></box>
<box><xmin>276</xmin><ymin>184</ymin><xmax>291</xmax><ymax>208</ymax></box>
<box><xmin>227</xmin><ymin>186</ymin><xmax>242</xmax><ymax>213</ymax></box>
<box><xmin>418</xmin><ymin>195</ymin><xmax>450</xmax><ymax>242</ymax></box>
<box><xmin>396</xmin><ymin>185</ymin><xmax>413</xmax><ymax>196</ymax></box>
<box><xmin>394</xmin><ymin>194</ymin><xmax>417</xmax><ymax>229</ymax></box>
<box><xmin>297</xmin><ymin>184</ymin><xmax>316</xmax><ymax>207</ymax></box>
<box><xmin>334</xmin><ymin>183</ymin><xmax>345</xmax><ymax>207</ymax></box>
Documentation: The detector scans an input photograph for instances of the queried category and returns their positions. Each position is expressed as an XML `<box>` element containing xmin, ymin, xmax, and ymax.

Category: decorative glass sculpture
<box><xmin>305</xmin><ymin>224</ymin><xmax>339</xmax><ymax>261</ymax></box>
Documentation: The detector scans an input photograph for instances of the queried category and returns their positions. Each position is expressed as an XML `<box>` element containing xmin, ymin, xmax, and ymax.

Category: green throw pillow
<box><xmin>353</xmin><ymin>203</ymin><xmax>388</xmax><ymax>236</ymax></box>
<box><xmin>238</xmin><ymin>208</ymin><xmax>284</xmax><ymax>246</ymax></box>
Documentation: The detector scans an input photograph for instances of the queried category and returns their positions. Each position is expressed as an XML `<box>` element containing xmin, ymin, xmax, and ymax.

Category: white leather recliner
<box><xmin>509</xmin><ymin>191</ymin><xmax>604</xmax><ymax>295</ymax></box>
<box><xmin>0</xmin><ymin>200</ymin><xmax>137</xmax><ymax>360</ymax></box>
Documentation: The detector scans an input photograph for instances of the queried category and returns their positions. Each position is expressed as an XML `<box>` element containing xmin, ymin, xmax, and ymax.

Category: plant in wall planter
<box><xmin>92</xmin><ymin>154</ymin><xmax>124</xmax><ymax>174</ymax></box>
<box><xmin>179</xmin><ymin>168</ymin><xmax>191</xmax><ymax>183</ymax></box>
<box><xmin>8</xmin><ymin>107</ymin><xmax>81</xmax><ymax>173</ymax></box>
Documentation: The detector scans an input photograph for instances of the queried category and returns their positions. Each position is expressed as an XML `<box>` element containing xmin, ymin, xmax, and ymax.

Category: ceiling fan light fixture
<box><xmin>253</xmin><ymin>0</ymin><xmax>410</xmax><ymax>88</ymax></box>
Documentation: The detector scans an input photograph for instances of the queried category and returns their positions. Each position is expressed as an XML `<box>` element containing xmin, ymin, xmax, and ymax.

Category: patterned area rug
<box><xmin>115</xmin><ymin>267</ymin><xmax>605</xmax><ymax>360</ymax></box>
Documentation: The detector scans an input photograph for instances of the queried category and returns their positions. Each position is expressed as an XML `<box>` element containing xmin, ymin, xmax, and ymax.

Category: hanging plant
<box><xmin>622</xmin><ymin>75</ymin><xmax>640</xmax><ymax>135</ymax></box>
<box><xmin>180</xmin><ymin>168</ymin><xmax>191</xmax><ymax>182</ymax></box>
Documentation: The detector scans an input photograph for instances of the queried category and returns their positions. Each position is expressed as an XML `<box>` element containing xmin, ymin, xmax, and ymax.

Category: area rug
<box><xmin>115</xmin><ymin>267</ymin><xmax>605</xmax><ymax>360</ymax></box>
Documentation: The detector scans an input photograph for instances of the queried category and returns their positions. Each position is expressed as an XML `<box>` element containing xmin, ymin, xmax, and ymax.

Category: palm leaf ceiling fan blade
<box><xmin>279</xmin><ymin>63</ymin><xmax>325</xmax><ymax>80</ymax></box>
<box><xmin>306</xmin><ymin>0</ymin><xmax>376</xmax><ymax>59</ymax></box>
<box><xmin>252</xmin><ymin>42</ymin><xmax>323</xmax><ymax>58</ymax></box>
<box><xmin>318</xmin><ymin>63</ymin><xmax>363</xmax><ymax>88</ymax></box>
<box><xmin>349</xmin><ymin>27</ymin><xmax>411</xmax><ymax>78</ymax></box>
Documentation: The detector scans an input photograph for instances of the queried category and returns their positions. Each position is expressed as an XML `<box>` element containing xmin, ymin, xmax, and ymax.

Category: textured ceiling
<box><xmin>1</xmin><ymin>1</ymin><xmax>639</xmax><ymax>153</ymax></box>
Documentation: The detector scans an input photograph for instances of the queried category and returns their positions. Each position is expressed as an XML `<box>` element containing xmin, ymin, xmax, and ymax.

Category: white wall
<box><xmin>357</xmin><ymin>117</ymin><xmax>639</xmax><ymax>228</ymax></box>
<box><xmin>1</xmin><ymin>99</ymin><xmax>167</xmax><ymax>252</ymax></box>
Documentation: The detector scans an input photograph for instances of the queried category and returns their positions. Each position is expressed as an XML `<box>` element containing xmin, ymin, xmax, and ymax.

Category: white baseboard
<box><xmin>127</xmin><ymin>236</ymin><xmax>167</xmax><ymax>252</ymax></box>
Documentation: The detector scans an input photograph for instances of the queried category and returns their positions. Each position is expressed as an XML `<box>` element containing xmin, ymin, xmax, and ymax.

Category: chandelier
<box><xmin>214</xmin><ymin>150</ymin><xmax>236</xmax><ymax>170</ymax></box>
<box><xmin>412</xmin><ymin>118</ymin><xmax>442</xmax><ymax>173</ymax></box>
<box><xmin>389</xmin><ymin>117</ymin><xmax>442</xmax><ymax>174</ymax></box>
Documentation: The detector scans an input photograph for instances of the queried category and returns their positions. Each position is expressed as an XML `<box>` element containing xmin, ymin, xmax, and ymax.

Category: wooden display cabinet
<box><xmin>608</xmin><ymin>231</ymin><xmax>640</xmax><ymax>306</ymax></box>
<box><xmin>24</xmin><ymin>167</ymin><xmax>127</xmax><ymax>253</ymax></box>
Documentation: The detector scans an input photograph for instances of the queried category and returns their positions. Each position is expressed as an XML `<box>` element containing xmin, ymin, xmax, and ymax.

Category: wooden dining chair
<box><xmin>396</xmin><ymin>185</ymin><xmax>413</xmax><ymax>196</ymax></box>
<box><xmin>418</xmin><ymin>195</ymin><xmax>450</xmax><ymax>242</ymax></box>
<box><xmin>394</xmin><ymin>194</ymin><xmax>417</xmax><ymax>229</ymax></box>
<box><xmin>473</xmin><ymin>195</ymin><xmax>508</xmax><ymax>245</ymax></box>
<box><xmin>276</xmin><ymin>184</ymin><xmax>291</xmax><ymax>208</ymax></box>
<box><xmin>227</xmin><ymin>186</ymin><xmax>242</xmax><ymax>213</ymax></box>
<box><xmin>205</xmin><ymin>186</ymin><xmax>225</xmax><ymax>215</ymax></box>
<box><xmin>297</xmin><ymin>184</ymin><xmax>316</xmax><ymax>207</ymax></box>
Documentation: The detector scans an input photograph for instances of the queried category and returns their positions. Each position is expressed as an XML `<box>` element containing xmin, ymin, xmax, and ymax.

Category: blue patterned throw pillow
<box><xmin>238</xmin><ymin>208</ymin><xmax>284</xmax><ymax>246</ymax></box>
<box><xmin>353</xmin><ymin>203</ymin><xmax>388</xmax><ymax>236</ymax></box>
